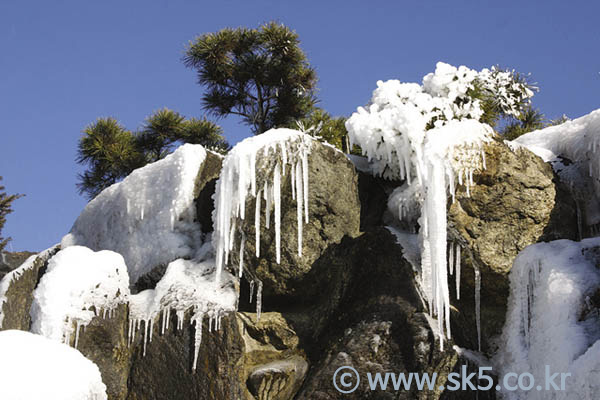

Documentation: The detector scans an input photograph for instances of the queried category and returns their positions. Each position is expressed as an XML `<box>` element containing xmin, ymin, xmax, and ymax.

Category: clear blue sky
<box><xmin>1</xmin><ymin>0</ymin><xmax>599</xmax><ymax>251</ymax></box>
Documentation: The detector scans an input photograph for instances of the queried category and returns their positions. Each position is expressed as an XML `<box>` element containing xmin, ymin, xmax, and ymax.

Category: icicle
<box><xmin>141</xmin><ymin>205</ymin><xmax>144</xmax><ymax>221</ymax></box>
<box><xmin>192</xmin><ymin>312</ymin><xmax>203</xmax><ymax>371</ymax></box>
<box><xmin>143</xmin><ymin>319</ymin><xmax>149</xmax><ymax>356</ymax></box>
<box><xmin>161</xmin><ymin>308</ymin><xmax>167</xmax><ymax>335</ymax></box>
<box><xmin>265</xmin><ymin>182</ymin><xmax>272</xmax><ymax>229</ymax></box>
<box><xmin>103</xmin><ymin>308</ymin><xmax>108</xmax><ymax>319</ymax></box>
<box><xmin>149</xmin><ymin>318</ymin><xmax>154</xmax><ymax>342</ymax></box>
<box><xmin>165</xmin><ymin>308</ymin><xmax>171</xmax><ymax>331</ymax></box>
<box><xmin>296</xmin><ymin>160</ymin><xmax>304</xmax><ymax>256</ymax></box>
<box><xmin>274</xmin><ymin>163</ymin><xmax>281</xmax><ymax>264</ymax></box>
<box><xmin>291</xmin><ymin>162</ymin><xmax>296</xmax><ymax>200</ymax></box>
<box><xmin>255</xmin><ymin>190</ymin><xmax>261</xmax><ymax>257</ymax></box>
<box><xmin>74</xmin><ymin>321</ymin><xmax>82</xmax><ymax>348</ymax></box>
<box><xmin>456</xmin><ymin>244</ymin><xmax>461</xmax><ymax>300</ymax></box>
<box><xmin>256</xmin><ymin>281</ymin><xmax>263</xmax><ymax>322</ymax></box>
<box><xmin>128</xmin><ymin>318</ymin><xmax>133</xmax><ymax>346</ymax></box>
<box><xmin>176</xmin><ymin>310</ymin><xmax>184</xmax><ymax>330</ymax></box>
<box><xmin>238</xmin><ymin>233</ymin><xmax>246</xmax><ymax>278</ymax></box>
<box><xmin>302</xmin><ymin>150</ymin><xmax>309</xmax><ymax>223</ymax></box>
<box><xmin>474</xmin><ymin>264</ymin><xmax>481</xmax><ymax>352</ymax></box>
<box><xmin>448</xmin><ymin>243</ymin><xmax>454</xmax><ymax>275</ymax></box>
<box><xmin>249</xmin><ymin>280</ymin><xmax>255</xmax><ymax>303</ymax></box>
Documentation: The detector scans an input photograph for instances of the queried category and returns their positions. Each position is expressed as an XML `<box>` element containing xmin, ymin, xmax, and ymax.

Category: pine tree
<box><xmin>183</xmin><ymin>22</ymin><xmax>317</xmax><ymax>135</ymax></box>
<box><xmin>76</xmin><ymin>110</ymin><xmax>227</xmax><ymax>199</ymax></box>
<box><xmin>0</xmin><ymin>177</ymin><xmax>23</xmax><ymax>253</ymax></box>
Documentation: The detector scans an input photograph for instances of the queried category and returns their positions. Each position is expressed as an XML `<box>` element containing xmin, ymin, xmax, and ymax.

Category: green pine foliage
<box><xmin>184</xmin><ymin>22</ymin><xmax>318</xmax><ymax>135</ymax></box>
<box><xmin>0</xmin><ymin>177</ymin><xmax>23</xmax><ymax>252</ymax></box>
<box><xmin>76</xmin><ymin>109</ymin><xmax>228</xmax><ymax>199</ymax></box>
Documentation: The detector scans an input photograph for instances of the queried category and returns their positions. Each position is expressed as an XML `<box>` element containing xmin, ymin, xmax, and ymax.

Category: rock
<box><xmin>238</xmin><ymin>312</ymin><xmax>309</xmax><ymax>400</ymax></box>
<box><xmin>448</xmin><ymin>140</ymin><xmax>578</xmax><ymax>354</ymax></box>
<box><xmin>74</xmin><ymin>304</ymin><xmax>132</xmax><ymax>400</ymax></box>
<box><xmin>247</xmin><ymin>356</ymin><xmax>308</xmax><ymax>400</ymax></box>
<box><xmin>0</xmin><ymin>251</ymin><xmax>36</xmax><ymax>280</ymax></box>
<box><xmin>296</xmin><ymin>228</ymin><xmax>458</xmax><ymax>399</ymax></box>
<box><xmin>235</xmin><ymin>142</ymin><xmax>361</xmax><ymax>304</ymax></box>
<box><xmin>126</xmin><ymin>312</ymin><xmax>248</xmax><ymax>400</ymax></box>
<box><xmin>195</xmin><ymin>150</ymin><xmax>224</xmax><ymax>234</ymax></box>
<box><xmin>0</xmin><ymin>246</ymin><xmax>59</xmax><ymax>330</ymax></box>
<box><xmin>125</xmin><ymin>310</ymin><xmax>308</xmax><ymax>400</ymax></box>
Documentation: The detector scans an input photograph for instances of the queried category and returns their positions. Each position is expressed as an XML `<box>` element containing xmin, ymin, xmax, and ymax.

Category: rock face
<box><xmin>234</xmin><ymin>143</ymin><xmax>361</xmax><ymax>304</ymax></box>
<box><xmin>75</xmin><ymin>304</ymin><xmax>132</xmax><ymax>400</ymax></box>
<box><xmin>448</xmin><ymin>140</ymin><xmax>578</xmax><ymax>354</ymax></box>
<box><xmin>296</xmin><ymin>228</ymin><xmax>457</xmax><ymax>400</ymax></box>
<box><xmin>0</xmin><ymin>246</ymin><xmax>59</xmax><ymax>330</ymax></box>
<box><xmin>0</xmin><ymin>136</ymin><xmax>585</xmax><ymax>400</ymax></box>
<box><xmin>0</xmin><ymin>251</ymin><xmax>35</xmax><ymax>280</ymax></box>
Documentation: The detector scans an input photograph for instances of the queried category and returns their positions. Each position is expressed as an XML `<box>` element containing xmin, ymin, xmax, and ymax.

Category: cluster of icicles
<box><xmin>127</xmin><ymin>306</ymin><xmax>227</xmax><ymax>371</ymax></box>
<box><xmin>396</xmin><ymin>141</ymin><xmax>488</xmax><ymax>351</ymax></box>
<box><xmin>213</xmin><ymin>130</ymin><xmax>313</xmax><ymax>282</ymax></box>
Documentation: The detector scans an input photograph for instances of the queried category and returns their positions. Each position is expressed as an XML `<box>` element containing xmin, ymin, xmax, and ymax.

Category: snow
<box><xmin>514</xmin><ymin>109</ymin><xmax>600</xmax><ymax>230</ymax></box>
<box><xmin>495</xmin><ymin>238</ymin><xmax>600</xmax><ymax>399</ymax></box>
<box><xmin>346</xmin><ymin>62</ymin><xmax>508</xmax><ymax>349</ymax></box>
<box><xmin>0</xmin><ymin>330</ymin><xmax>107</xmax><ymax>400</ymax></box>
<box><xmin>61</xmin><ymin>144</ymin><xmax>208</xmax><ymax>283</ymax></box>
<box><xmin>128</xmin><ymin>256</ymin><xmax>237</xmax><ymax>369</ymax></box>
<box><xmin>213</xmin><ymin>128</ymin><xmax>313</xmax><ymax>282</ymax></box>
<box><xmin>0</xmin><ymin>246</ymin><xmax>57</xmax><ymax>328</ymax></box>
<box><xmin>386</xmin><ymin>226</ymin><xmax>420</xmax><ymax>272</ymax></box>
<box><xmin>30</xmin><ymin>246</ymin><xmax>130</xmax><ymax>346</ymax></box>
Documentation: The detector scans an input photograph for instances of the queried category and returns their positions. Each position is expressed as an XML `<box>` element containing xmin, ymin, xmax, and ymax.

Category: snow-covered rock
<box><xmin>215</xmin><ymin>129</ymin><xmax>360</xmax><ymax>304</ymax></box>
<box><xmin>0</xmin><ymin>330</ymin><xmax>107</xmax><ymax>400</ymax></box>
<box><xmin>62</xmin><ymin>144</ymin><xmax>216</xmax><ymax>284</ymax></box>
<box><xmin>514</xmin><ymin>109</ymin><xmax>600</xmax><ymax>236</ymax></box>
<box><xmin>495</xmin><ymin>238</ymin><xmax>600</xmax><ymax>400</ymax></box>
<box><xmin>31</xmin><ymin>246</ymin><xmax>130</xmax><ymax>346</ymax></box>
<box><xmin>0</xmin><ymin>245</ymin><xmax>59</xmax><ymax>329</ymax></box>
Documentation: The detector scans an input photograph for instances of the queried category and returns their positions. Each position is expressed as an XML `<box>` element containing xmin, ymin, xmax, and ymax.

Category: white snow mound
<box><xmin>0</xmin><ymin>330</ymin><xmax>107</xmax><ymax>400</ymax></box>
<box><xmin>495</xmin><ymin>238</ymin><xmax>600</xmax><ymax>400</ymax></box>
<box><xmin>62</xmin><ymin>144</ymin><xmax>208</xmax><ymax>283</ymax></box>
<box><xmin>31</xmin><ymin>246</ymin><xmax>130</xmax><ymax>346</ymax></box>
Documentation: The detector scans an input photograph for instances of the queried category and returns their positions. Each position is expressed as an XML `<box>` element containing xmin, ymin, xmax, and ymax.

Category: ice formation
<box><xmin>0</xmin><ymin>330</ymin><xmax>107</xmax><ymax>400</ymax></box>
<box><xmin>0</xmin><ymin>246</ymin><xmax>57</xmax><ymax>328</ymax></box>
<box><xmin>514</xmin><ymin>109</ymin><xmax>600</xmax><ymax>234</ymax></box>
<box><xmin>495</xmin><ymin>238</ymin><xmax>600</xmax><ymax>399</ymax></box>
<box><xmin>346</xmin><ymin>62</ymin><xmax>521</xmax><ymax>348</ymax></box>
<box><xmin>213</xmin><ymin>128</ymin><xmax>313</xmax><ymax>282</ymax></box>
<box><xmin>30</xmin><ymin>246</ymin><xmax>130</xmax><ymax>346</ymax></box>
<box><xmin>128</xmin><ymin>257</ymin><xmax>237</xmax><ymax>369</ymax></box>
<box><xmin>61</xmin><ymin>144</ymin><xmax>209</xmax><ymax>283</ymax></box>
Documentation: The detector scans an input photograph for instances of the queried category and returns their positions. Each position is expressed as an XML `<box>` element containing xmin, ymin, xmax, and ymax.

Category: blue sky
<box><xmin>1</xmin><ymin>0</ymin><xmax>598</xmax><ymax>251</ymax></box>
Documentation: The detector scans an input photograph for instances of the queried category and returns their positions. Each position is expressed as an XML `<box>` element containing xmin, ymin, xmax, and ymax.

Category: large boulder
<box><xmin>448</xmin><ymin>140</ymin><xmax>578</xmax><ymax>354</ymax></box>
<box><xmin>235</xmin><ymin>142</ymin><xmax>361</xmax><ymax>304</ymax></box>
<box><xmin>296</xmin><ymin>228</ymin><xmax>458</xmax><ymax>400</ymax></box>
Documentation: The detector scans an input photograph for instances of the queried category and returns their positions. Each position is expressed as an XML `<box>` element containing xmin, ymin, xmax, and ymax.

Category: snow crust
<box><xmin>0</xmin><ymin>330</ymin><xmax>107</xmax><ymax>400</ymax></box>
<box><xmin>514</xmin><ymin>109</ymin><xmax>600</xmax><ymax>230</ymax></box>
<box><xmin>62</xmin><ymin>144</ymin><xmax>208</xmax><ymax>283</ymax></box>
<box><xmin>495</xmin><ymin>238</ymin><xmax>600</xmax><ymax>399</ymax></box>
<box><xmin>346</xmin><ymin>62</ymin><xmax>505</xmax><ymax>349</ymax></box>
<box><xmin>31</xmin><ymin>246</ymin><xmax>129</xmax><ymax>346</ymax></box>
<box><xmin>213</xmin><ymin>128</ymin><xmax>313</xmax><ymax>282</ymax></box>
